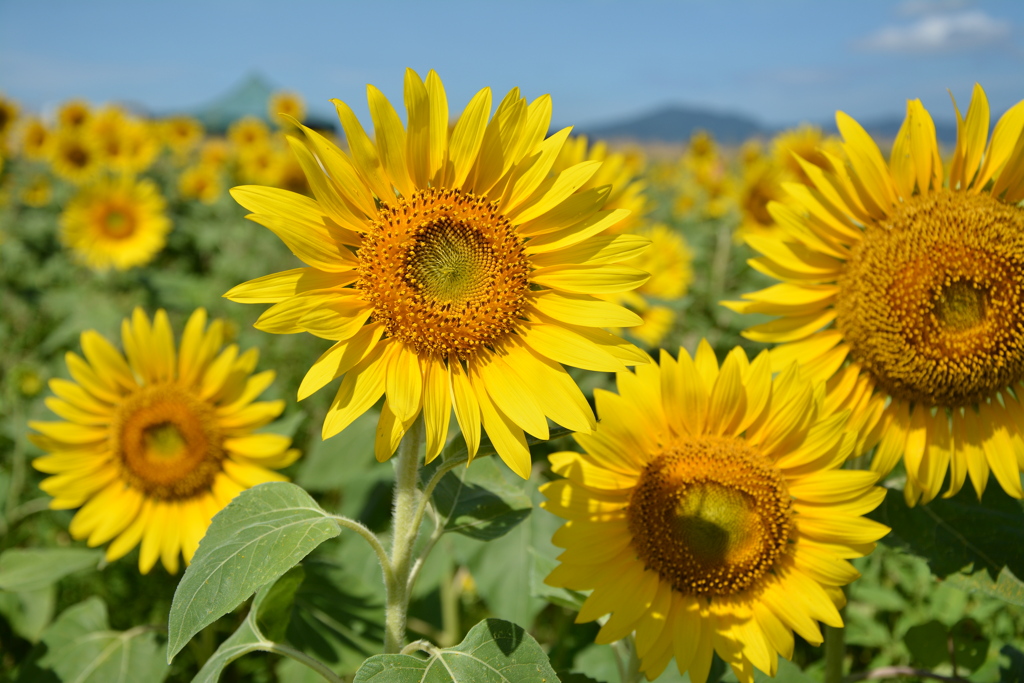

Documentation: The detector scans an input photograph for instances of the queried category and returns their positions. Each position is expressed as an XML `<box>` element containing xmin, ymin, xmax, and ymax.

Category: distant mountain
<box><xmin>578</xmin><ymin>104</ymin><xmax>959</xmax><ymax>146</ymax></box>
<box><xmin>581</xmin><ymin>105</ymin><xmax>766</xmax><ymax>145</ymax></box>
<box><xmin>188</xmin><ymin>73</ymin><xmax>335</xmax><ymax>133</ymax></box>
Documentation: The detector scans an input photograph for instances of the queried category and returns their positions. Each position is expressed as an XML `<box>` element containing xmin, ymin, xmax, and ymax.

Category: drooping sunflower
<box><xmin>543</xmin><ymin>343</ymin><xmax>888</xmax><ymax>682</ymax></box>
<box><xmin>226</xmin><ymin>69</ymin><xmax>649</xmax><ymax>477</ymax></box>
<box><xmin>60</xmin><ymin>175</ymin><xmax>171</xmax><ymax>271</ymax></box>
<box><xmin>29</xmin><ymin>308</ymin><xmax>300</xmax><ymax>574</ymax></box>
<box><xmin>727</xmin><ymin>84</ymin><xmax>1024</xmax><ymax>505</ymax></box>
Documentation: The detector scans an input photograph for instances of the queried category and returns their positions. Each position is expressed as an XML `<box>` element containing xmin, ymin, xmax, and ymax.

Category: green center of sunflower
<box><xmin>627</xmin><ymin>435</ymin><xmax>792</xmax><ymax>597</ymax></box>
<box><xmin>102</xmin><ymin>208</ymin><xmax>134</xmax><ymax>238</ymax></box>
<box><xmin>836</xmin><ymin>191</ymin><xmax>1024</xmax><ymax>407</ymax></box>
<box><xmin>358</xmin><ymin>188</ymin><xmax>531</xmax><ymax>360</ymax></box>
<box><xmin>113</xmin><ymin>385</ymin><xmax>224</xmax><ymax>500</ymax></box>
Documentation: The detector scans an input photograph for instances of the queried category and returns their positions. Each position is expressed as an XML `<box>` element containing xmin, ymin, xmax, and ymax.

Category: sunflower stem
<box><xmin>383</xmin><ymin>416</ymin><xmax>424</xmax><ymax>654</ymax></box>
<box><xmin>824</xmin><ymin>621</ymin><xmax>846</xmax><ymax>683</ymax></box>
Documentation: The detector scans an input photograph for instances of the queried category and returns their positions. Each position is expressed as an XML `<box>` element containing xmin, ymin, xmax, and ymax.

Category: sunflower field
<box><xmin>0</xmin><ymin>72</ymin><xmax>1023</xmax><ymax>683</ymax></box>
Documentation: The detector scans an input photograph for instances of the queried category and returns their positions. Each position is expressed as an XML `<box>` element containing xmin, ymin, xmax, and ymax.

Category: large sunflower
<box><xmin>226</xmin><ymin>69</ymin><xmax>649</xmax><ymax>477</ymax></box>
<box><xmin>60</xmin><ymin>175</ymin><xmax>172</xmax><ymax>271</ymax></box>
<box><xmin>727</xmin><ymin>84</ymin><xmax>1024</xmax><ymax>505</ymax></box>
<box><xmin>542</xmin><ymin>343</ymin><xmax>888</xmax><ymax>682</ymax></box>
<box><xmin>29</xmin><ymin>308</ymin><xmax>300</xmax><ymax>574</ymax></box>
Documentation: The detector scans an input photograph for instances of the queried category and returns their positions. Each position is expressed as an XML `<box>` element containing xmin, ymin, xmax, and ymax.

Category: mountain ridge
<box><xmin>577</xmin><ymin>103</ymin><xmax>959</xmax><ymax>146</ymax></box>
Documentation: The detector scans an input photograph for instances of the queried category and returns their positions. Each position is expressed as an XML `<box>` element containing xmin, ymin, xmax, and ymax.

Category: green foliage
<box><xmin>38</xmin><ymin>597</ymin><xmax>169</xmax><ymax>683</ymax></box>
<box><xmin>0</xmin><ymin>548</ymin><xmax>104</xmax><ymax>592</ymax></box>
<box><xmin>353</xmin><ymin>618</ymin><xmax>558</xmax><ymax>683</ymax></box>
<box><xmin>191</xmin><ymin>567</ymin><xmax>306</xmax><ymax>683</ymax></box>
<box><xmin>167</xmin><ymin>482</ymin><xmax>341</xmax><ymax>661</ymax></box>
<box><xmin>870</xmin><ymin>484</ymin><xmax>1024</xmax><ymax>606</ymax></box>
<box><xmin>431</xmin><ymin>457</ymin><xmax>532</xmax><ymax>541</ymax></box>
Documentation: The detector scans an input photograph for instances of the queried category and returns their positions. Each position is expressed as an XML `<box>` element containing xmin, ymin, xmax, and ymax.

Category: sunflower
<box><xmin>19</xmin><ymin>116</ymin><xmax>52</xmax><ymax>160</ymax></box>
<box><xmin>179</xmin><ymin>165</ymin><xmax>223</xmax><ymax>204</ymax></box>
<box><xmin>542</xmin><ymin>343</ymin><xmax>888</xmax><ymax>682</ymax></box>
<box><xmin>60</xmin><ymin>175</ymin><xmax>171</xmax><ymax>271</ymax></box>
<box><xmin>29</xmin><ymin>308</ymin><xmax>299</xmax><ymax>574</ymax></box>
<box><xmin>21</xmin><ymin>175</ymin><xmax>53</xmax><ymax>207</ymax></box>
<box><xmin>49</xmin><ymin>130</ymin><xmax>102</xmax><ymax>184</ymax></box>
<box><xmin>228</xmin><ymin>116</ymin><xmax>271</xmax><ymax>151</ymax></box>
<box><xmin>727</xmin><ymin>84</ymin><xmax>1024</xmax><ymax>505</ymax></box>
<box><xmin>162</xmin><ymin>115</ymin><xmax>204</xmax><ymax>156</ymax></box>
<box><xmin>199</xmin><ymin>138</ymin><xmax>231</xmax><ymax>169</ymax></box>
<box><xmin>57</xmin><ymin>99</ymin><xmax>91</xmax><ymax>131</ymax></box>
<box><xmin>269</xmin><ymin>90</ymin><xmax>306</xmax><ymax>127</ymax></box>
<box><xmin>226</xmin><ymin>69</ymin><xmax>649</xmax><ymax>477</ymax></box>
<box><xmin>0</xmin><ymin>93</ymin><xmax>21</xmax><ymax>145</ymax></box>
<box><xmin>771</xmin><ymin>124</ymin><xmax>843</xmax><ymax>186</ymax></box>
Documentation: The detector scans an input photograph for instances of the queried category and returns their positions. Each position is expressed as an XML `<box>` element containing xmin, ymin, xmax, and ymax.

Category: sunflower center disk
<box><xmin>836</xmin><ymin>191</ymin><xmax>1024</xmax><ymax>406</ymax></box>
<box><xmin>627</xmin><ymin>436</ymin><xmax>792</xmax><ymax>597</ymax></box>
<box><xmin>358</xmin><ymin>188</ymin><xmax>531</xmax><ymax>360</ymax></box>
<box><xmin>114</xmin><ymin>385</ymin><xmax>224</xmax><ymax>500</ymax></box>
<box><xmin>102</xmin><ymin>208</ymin><xmax>135</xmax><ymax>238</ymax></box>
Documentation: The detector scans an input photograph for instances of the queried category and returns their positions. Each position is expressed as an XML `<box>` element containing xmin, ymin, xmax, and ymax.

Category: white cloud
<box><xmin>859</xmin><ymin>10</ymin><xmax>1011</xmax><ymax>53</ymax></box>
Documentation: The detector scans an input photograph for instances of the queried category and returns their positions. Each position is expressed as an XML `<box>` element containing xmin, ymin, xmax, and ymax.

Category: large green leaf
<box><xmin>869</xmin><ymin>484</ymin><xmax>1024</xmax><ymax>606</ymax></box>
<box><xmin>39</xmin><ymin>597</ymin><xmax>169</xmax><ymax>683</ymax></box>
<box><xmin>192</xmin><ymin>567</ymin><xmax>310</xmax><ymax>683</ymax></box>
<box><xmin>432</xmin><ymin>457</ymin><xmax>532</xmax><ymax>540</ymax></box>
<box><xmin>452</xmin><ymin>475</ymin><xmax>561</xmax><ymax>626</ymax></box>
<box><xmin>0</xmin><ymin>585</ymin><xmax>55</xmax><ymax>642</ymax></box>
<box><xmin>353</xmin><ymin>618</ymin><xmax>558</xmax><ymax>683</ymax></box>
<box><xmin>167</xmin><ymin>482</ymin><xmax>342</xmax><ymax>661</ymax></box>
<box><xmin>0</xmin><ymin>548</ymin><xmax>103</xmax><ymax>592</ymax></box>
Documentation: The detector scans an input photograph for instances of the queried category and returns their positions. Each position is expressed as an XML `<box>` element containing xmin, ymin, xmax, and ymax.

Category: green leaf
<box><xmin>0</xmin><ymin>548</ymin><xmax>103</xmax><ymax>592</ymax></box>
<box><xmin>39</xmin><ymin>597</ymin><xmax>169</xmax><ymax>683</ymax></box>
<box><xmin>432</xmin><ymin>457</ymin><xmax>532</xmax><ymax>540</ymax></box>
<box><xmin>452</xmin><ymin>475</ymin><xmax>561</xmax><ymax>626</ymax></box>
<box><xmin>869</xmin><ymin>485</ymin><xmax>1024</xmax><ymax>605</ymax></box>
<box><xmin>904</xmin><ymin>619</ymin><xmax>949</xmax><ymax>668</ymax></box>
<box><xmin>0</xmin><ymin>585</ymin><xmax>55</xmax><ymax>642</ymax></box>
<box><xmin>192</xmin><ymin>569</ymin><xmax>313</xmax><ymax>683</ymax></box>
<box><xmin>167</xmin><ymin>482</ymin><xmax>342</xmax><ymax>662</ymax></box>
<box><xmin>256</xmin><ymin>566</ymin><xmax>305</xmax><ymax>642</ymax></box>
<box><xmin>951</xmin><ymin>618</ymin><xmax>989</xmax><ymax>671</ymax></box>
<box><xmin>353</xmin><ymin>618</ymin><xmax>559</xmax><ymax>683</ymax></box>
<box><xmin>944</xmin><ymin>566</ymin><xmax>1024</xmax><ymax>608</ymax></box>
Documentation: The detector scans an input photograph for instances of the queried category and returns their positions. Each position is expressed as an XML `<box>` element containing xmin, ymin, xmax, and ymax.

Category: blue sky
<box><xmin>1</xmin><ymin>0</ymin><xmax>1022</xmax><ymax>130</ymax></box>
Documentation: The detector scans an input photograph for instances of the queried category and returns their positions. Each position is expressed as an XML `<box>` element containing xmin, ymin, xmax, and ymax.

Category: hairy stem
<box><xmin>329</xmin><ymin>514</ymin><xmax>394</xmax><ymax>588</ymax></box>
<box><xmin>383</xmin><ymin>417</ymin><xmax>424</xmax><ymax>654</ymax></box>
